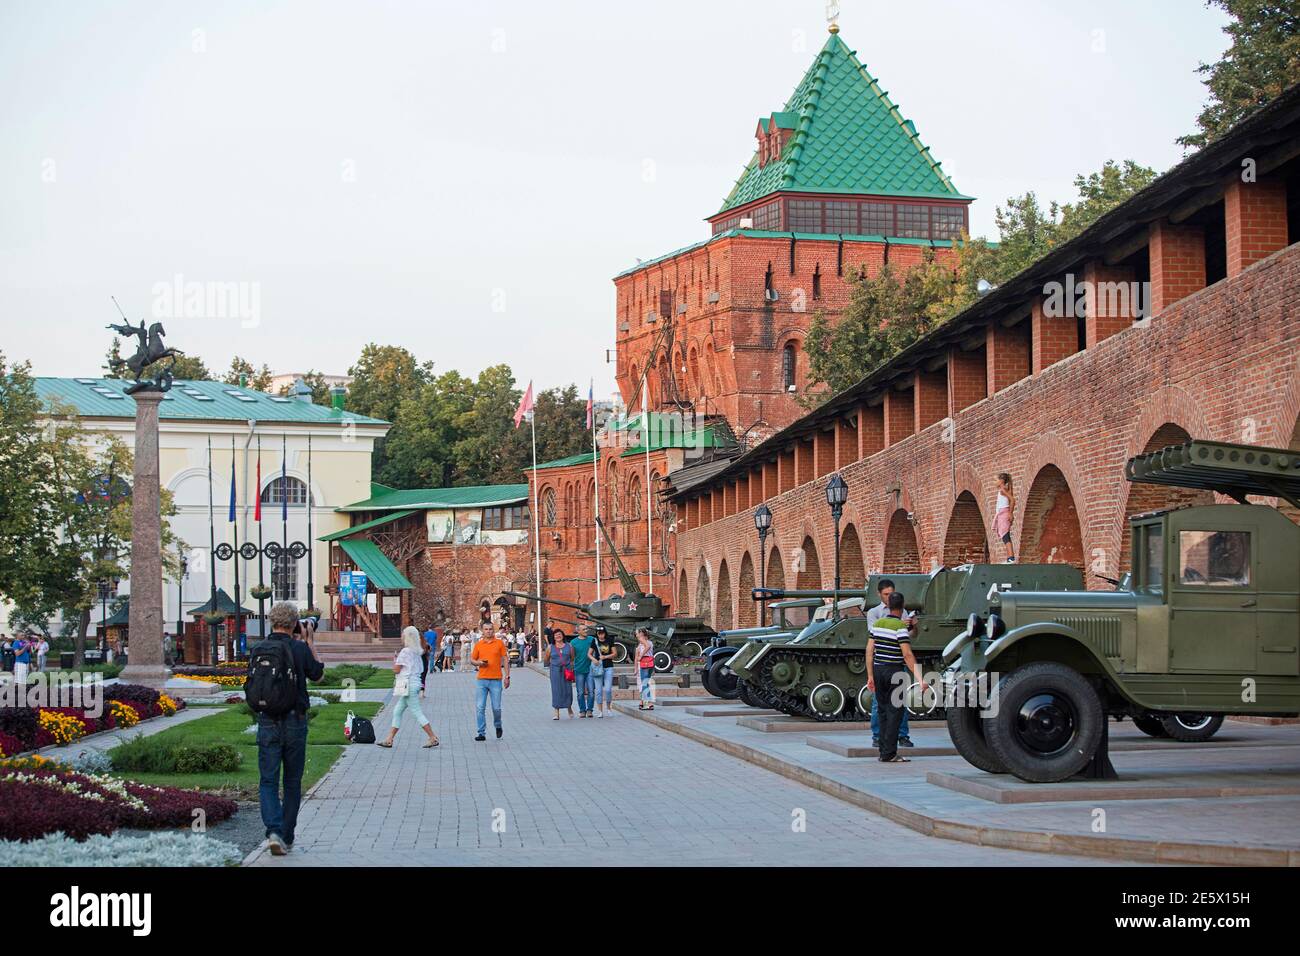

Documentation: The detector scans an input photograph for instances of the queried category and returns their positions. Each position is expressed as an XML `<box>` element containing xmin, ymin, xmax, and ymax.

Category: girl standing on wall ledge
<box><xmin>994</xmin><ymin>472</ymin><xmax>1016</xmax><ymax>563</ymax></box>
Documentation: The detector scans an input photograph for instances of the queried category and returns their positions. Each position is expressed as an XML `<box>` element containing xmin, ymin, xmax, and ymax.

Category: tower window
<box><xmin>812</xmin><ymin>265</ymin><xmax>822</xmax><ymax>300</ymax></box>
<box><xmin>782</xmin><ymin>342</ymin><xmax>797</xmax><ymax>391</ymax></box>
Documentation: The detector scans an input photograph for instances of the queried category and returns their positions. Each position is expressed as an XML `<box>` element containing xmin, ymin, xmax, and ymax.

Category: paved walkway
<box><xmin>247</xmin><ymin>667</ymin><xmax>1115</xmax><ymax>866</ymax></box>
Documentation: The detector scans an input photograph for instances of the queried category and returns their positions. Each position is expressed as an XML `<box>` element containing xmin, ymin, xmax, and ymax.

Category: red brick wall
<box><xmin>1225</xmin><ymin>177</ymin><xmax>1289</xmax><ymax>277</ymax></box>
<box><xmin>672</xmin><ymin>242</ymin><xmax>1300</xmax><ymax>627</ymax></box>
<box><xmin>1149</xmin><ymin>221</ymin><xmax>1207</xmax><ymax>316</ymax></box>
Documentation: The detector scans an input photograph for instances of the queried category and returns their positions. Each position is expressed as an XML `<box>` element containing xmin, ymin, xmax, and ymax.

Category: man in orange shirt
<box><xmin>471</xmin><ymin>622</ymin><xmax>511</xmax><ymax>741</ymax></box>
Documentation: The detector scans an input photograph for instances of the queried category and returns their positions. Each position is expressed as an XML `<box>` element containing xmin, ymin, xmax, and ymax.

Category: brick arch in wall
<box><xmin>736</xmin><ymin>551</ymin><xmax>757</xmax><ymax>627</ymax></box>
<box><xmin>1280</xmin><ymin>413</ymin><xmax>1300</xmax><ymax>526</ymax></box>
<box><xmin>1105</xmin><ymin>385</ymin><xmax>1213</xmax><ymax>575</ymax></box>
<box><xmin>678</xmin><ymin>568</ymin><xmax>690</xmax><ymax>615</ymax></box>
<box><xmin>795</xmin><ymin>535</ymin><xmax>823</xmax><ymax>588</ymax></box>
<box><xmin>867</xmin><ymin>486</ymin><xmax>918</xmax><ymax>573</ymax></box>
<box><xmin>1020</xmin><ymin>465</ymin><xmax>1085</xmax><ymax>571</ymax></box>
<box><xmin>1117</xmin><ymin>422</ymin><xmax>1215</xmax><ymax>576</ymax></box>
<box><xmin>1276</xmin><ymin>356</ymin><xmax>1300</xmax><ymax>450</ymax></box>
<box><xmin>839</xmin><ymin>523</ymin><xmax>866</xmax><ymax>589</ymax></box>
<box><xmin>1013</xmin><ymin>432</ymin><xmax>1090</xmax><ymax>572</ymax></box>
<box><xmin>943</xmin><ymin>492</ymin><xmax>990</xmax><ymax>566</ymax></box>
<box><xmin>715</xmin><ymin>559</ymin><xmax>733</xmax><ymax>629</ymax></box>
<box><xmin>766</xmin><ymin>543</ymin><xmax>786</xmax><ymax>592</ymax></box>
<box><xmin>695</xmin><ymin>565</ymin><xmax>712</xmax><ymax>622</ymax></box>
<box><xmin>883</xmin><ymin>509</ymin><xmax>922</xmax><ymax>572</ymax></box>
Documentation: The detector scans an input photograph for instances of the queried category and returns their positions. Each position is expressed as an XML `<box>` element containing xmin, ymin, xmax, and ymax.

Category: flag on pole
<box><xmin>227</xmin><ymin>452</ymin><xmax>237</xmax><ymax>522</ymax></box>
<box><xmin>514</xmin><ymin>381</ymin><xmax>534</xmax><ymax>429</ymax></box>
<box><xmin>586</xmin><ymin>380</ymin><xmax>594</xmax><ymax>429</ymax></box>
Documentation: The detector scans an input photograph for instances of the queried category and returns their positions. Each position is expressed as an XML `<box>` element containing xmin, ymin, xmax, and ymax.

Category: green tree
<box><xmin>1056</xmin><ymin>160</ymin><xmax>1159</xmax><ymax>243</ymax></box>
<box><xmin>381</xmin><ymin>370</ymin><xmax>476</xmax><ymax>488</ymax></box>
<box><xmin>1179</xmin><ymin>0</ymin><xmax>1300</xmax><ymax>149</ymax></box>
<box><xmin>223</xmin><ymin>356</ymin><xmax>274</xmax><ymax>392</ymax></box>
<box><xmin>345</xmin><ymin>344</ymin><xmax>434</xmax><ymax>477</ymax></box>
<box><xmin>0</xmin><ymin>354</ymin><xmax>56</xmax><ymax>612</ymax></box>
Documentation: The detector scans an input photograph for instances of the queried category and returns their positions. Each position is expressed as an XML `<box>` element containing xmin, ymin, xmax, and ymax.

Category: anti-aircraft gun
<box><xmin>700</xmin><ymin>598</ymin><xmax>826</xmax><ymax>700</ymax></box>
<box><xmin>503</xmin><ymin>517</ymin><xmax>715</xmax><ymax>672</ymax></box>
<box><xmin>727</xmin><ymin>563</ymin><xmax>1085</xmax><ymax>721</ymax></box>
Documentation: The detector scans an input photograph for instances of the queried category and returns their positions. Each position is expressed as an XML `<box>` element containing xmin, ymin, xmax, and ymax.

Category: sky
<box><xmin>0</xmin><ymin>0</ymin><xmax>1232</xmax><ymax>400</ymax></box>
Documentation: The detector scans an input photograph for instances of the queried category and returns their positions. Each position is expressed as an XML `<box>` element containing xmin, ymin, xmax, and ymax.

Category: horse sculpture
<box><xmin>106</xmin><ymin>319</ymin><xmax>183</xmax><ymax>392</ymax></box>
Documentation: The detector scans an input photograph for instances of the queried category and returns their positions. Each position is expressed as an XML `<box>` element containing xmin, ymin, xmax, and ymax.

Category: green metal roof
<box><xmin>718</xmin><ymin>32</ymin><xmax>966</xmax><ymax>214</ymax></box>
<box><xmin>189</xmin><ymin>588</ymin><xmax>256</xmax><ymax>617</ymax></box>
<box><xmin>319</xmin><ymin>509</ymin><xmax>418</xmax><ymax>542</ymax></box>
<box><xmin>32</xmin><ymin>378</ymin><xmax>388</xmax><ymax>427</ymax></box>
<box><xmin>338</xmin><ymin>539</ymin><xmax>413</xmax><ymax>591</ymax></box>
<box><xmin>338</xmin><ymin>483</ymin><xmax>529</xmax><ymax>512</ymax></box>
<box><xmin>532</xmin><ymin>451</ymin><xmax>599</xmax><ymax>471</ymax></box>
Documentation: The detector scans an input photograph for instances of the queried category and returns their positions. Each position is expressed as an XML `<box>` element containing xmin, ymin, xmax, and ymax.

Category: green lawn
<box><xmin>316</xmin><ymin>664</ymin><xmax>395</xmax><ymax>690</ymax></box>
<box><xmin>112</xmin><ymin>701</ymin><xmax>384</xmax><ymax>797</ymax></box>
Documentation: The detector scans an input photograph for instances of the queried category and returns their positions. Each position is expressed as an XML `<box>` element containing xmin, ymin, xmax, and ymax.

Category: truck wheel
<box><xmin>946</xmin><ymin>706</ymin><xmax>1006</xmax><ymax>774</ymax></box>
<box><xmin>983</xmin><ymin>663</ymin><xmax>1104</xmax><ymax>783</ymax></box>
<box><xmin>1160</xmin><ymin>714</ymin><xmax>1224</xmax><ymax>742</ymax></box>
<box><xmin>1131</xmin><ymin>714</ymin><xmax>1169</xmax><ymax>738</ymax></box>
<box><xmin>709</xmin><ymin>657</ymin><xmax>740</xmax><ymax>699</ymax></box>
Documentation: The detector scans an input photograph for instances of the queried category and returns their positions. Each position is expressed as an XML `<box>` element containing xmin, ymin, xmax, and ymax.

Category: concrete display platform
<box><xmin>617</xmin><ymin>701</ymin><xmax>1300</xmax><ymax>865</ymax></box>
<box><xmin>808</xmin><ymin>736</ymin><xmax>957</xmax><ymax>758</ymax></box>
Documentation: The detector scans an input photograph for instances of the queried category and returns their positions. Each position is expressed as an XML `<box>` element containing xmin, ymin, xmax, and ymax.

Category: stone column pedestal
<box><xmin>120</xmin><ymin>390</ymin><xmax>169</xmax><ymax>690</ymax></box>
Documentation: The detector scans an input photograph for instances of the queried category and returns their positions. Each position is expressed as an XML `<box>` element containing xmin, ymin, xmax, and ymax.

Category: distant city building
<box><xmin>268</xmin><ymin>372</ymin><xmax>352</xmax><ymax>395</ymax></box>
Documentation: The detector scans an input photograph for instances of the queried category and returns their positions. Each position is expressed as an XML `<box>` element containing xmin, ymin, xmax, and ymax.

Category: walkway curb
<box><xmin>614</xmin><ymin>702</ymin><xmax>1300</xmax><ymax>867</ymax></box>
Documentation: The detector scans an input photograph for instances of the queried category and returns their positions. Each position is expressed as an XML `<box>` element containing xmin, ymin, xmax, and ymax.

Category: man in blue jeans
<box><xmin>471</xmin><ymin>623</ymin><xmax>510</xmax><ymax>740</ymax></box>
<box><xmin>255</xmin><ymin>602</ymin><xmax>324</xmax><ymax>856</ymax></box>
<box><xmin>866</xmin><ymin>580</ymin><xmax>914</xmax><ymax>748</ymax></box>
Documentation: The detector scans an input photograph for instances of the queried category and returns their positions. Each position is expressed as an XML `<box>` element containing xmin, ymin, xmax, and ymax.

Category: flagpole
<box><xmin>281</xmin><ymin>433</ymin><xmax>288</xmax><ymax>604</ymax></box>
<box><xmin>231</xmin><ymin>436</ymin><xmax>241</xmax><ymax>662</ymax></box>
<box><xmin>207</xmin><ymin>436</ymin><xmax>218</xmax><ymax>665</ymax></box>
<box><xmin>256</xmin><ymin>437</ymin><xmax>266</xmax><ymax>636</ymax></box>
<box><xmin>307</xmin><ymin>433</ymin><xmax>314</xmax><ymax>615</ymax></box>
<box><xmin>643</xmin><ymin>381</ymin><xmax>653</xmax><ymax>593</ymax></box>
<box><xmin>529</xmin><ymin>407</ymin><xmax>543</xmax><ymax>638</ymax></box>
<box><xmin>591</xmin><ymin>380</ymin><xmax>601</xmax><ymax>601</ymax></box>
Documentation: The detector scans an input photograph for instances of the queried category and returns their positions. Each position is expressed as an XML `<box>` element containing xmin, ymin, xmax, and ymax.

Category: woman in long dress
<box><xmin>545</xmin><ymin>629</ymin><xmax>575</xmax><ymax>720</ymax></box>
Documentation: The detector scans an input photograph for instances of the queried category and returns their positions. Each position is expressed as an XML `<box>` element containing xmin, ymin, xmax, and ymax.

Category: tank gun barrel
<box><xmin>752</xmin><ymin>587</ymin><xmax>866</xmax><ymax>602</ymax></box>
<box><xmin>500</xmin><ymin>590</ymin><xmax>587</xmax><ymax>613</ymax></box>
<box><xmin>595</xmin><ymin>516</ymin><xmax>645</xmax><ymax>597</ymax></box>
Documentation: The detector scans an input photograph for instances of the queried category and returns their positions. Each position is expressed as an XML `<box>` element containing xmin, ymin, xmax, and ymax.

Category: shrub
<box><xmin>0</xmin><ymin>831</ymin><xmax>242</xmax><ymax>867</ymax></box>
<box><xmin>0</xmin><ymin>710</ymin><xmax>39</xmax><ymax>753</ymax></box>
<box><xmin>320</xmin><ymin>664</ymin><xmax>378</xmax><ymax>686</ymax></box>
<box><xmin>173</xmin><ymin>744</ymin><xmax>241</xmax><ymax>774</ymax></box>
<box><xmin>109</xmin><ymin>734</ymin><xmax>178</xmax><ymax>774</ymax></box>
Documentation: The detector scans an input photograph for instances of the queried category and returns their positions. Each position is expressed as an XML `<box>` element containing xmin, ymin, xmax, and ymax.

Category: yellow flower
<box><xmin>109</xmin><ymin>700</ymin><xmax>141</xmax><ymax>728</ymax></box>
<box><xmin>157</xmin><ymin>694</ymin><xmax>179</xmax><ymax>717</ymax></box>
<box><xmin>37</xmin><ymin>710</ymin><xmax>87</xmax><ymax>747</ymax></box>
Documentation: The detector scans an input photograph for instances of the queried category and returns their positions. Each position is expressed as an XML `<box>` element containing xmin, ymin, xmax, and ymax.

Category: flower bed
<box><xmin>0</xmin><ymin>684</ymin><xmax>186</xmax><ymax>758</ymax></box>
<box><xmin>172</xmin><ymin>665</ymin><xmax>246</xmax><ymax>687</ymax></box>
<box><xmin>0</xmin><ymin>830</ymin><xmax>243</xmax><ymax>867</ymax></box>
<box><xmin>0</xmin><ymin>761</ymin><xmax>237</xmax><ymax>843</ymax></box>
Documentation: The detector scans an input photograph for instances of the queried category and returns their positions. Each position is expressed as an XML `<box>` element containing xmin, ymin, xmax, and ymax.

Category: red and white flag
<box><xmin>513</xmin><ymin>380</ymin><xmax>534</xmax><ymax>428</ymax></box>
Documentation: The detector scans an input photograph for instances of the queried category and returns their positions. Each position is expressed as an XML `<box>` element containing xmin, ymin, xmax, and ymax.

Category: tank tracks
<box><xmin>750</xmin><ymin>647</ymin><xmax>946</xmax><ymax>722</ymax></box>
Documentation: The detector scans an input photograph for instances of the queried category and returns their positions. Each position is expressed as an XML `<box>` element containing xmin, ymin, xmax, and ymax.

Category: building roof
<box><xmin>33</xmin><ymin>378</ymin><xmax>388</xmax><ymax>427</ymax></box>
<box><xmin>672</xmin><ymin>81</ymin><xmax>1300</xmax><ymax>500</ymax></box>
<box><xmin>338</xmin><ymin>483</ymin><xmax>529</xmax><ymax>512</ymax></box>
<box><xmin>338</xmin><ymin>539</ymin><xmax>413</xmax><ymax>591</ymax></box>
<box><xmin>319</xmin><ymin>509</ymin><xmax>419</xmax><ymax>542</ymax></box>
<box><xmin>189</xmin><ymin>588</ymin><xmax>255</xmax><ymax>617</ymax></box>
<box><xmin>718</xmin><ymin>31</ymin><xmax>966</xmax><ymax>214</ymax></box>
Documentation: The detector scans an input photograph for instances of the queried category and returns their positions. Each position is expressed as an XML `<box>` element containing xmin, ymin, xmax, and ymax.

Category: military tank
<box><xmin>701</xmin><ymin>598</ymin><xmax>825</xmax><ymax>699</ymax></box>
<box><xmin>730</xmin><ymin>564</ymin><xmax>1086</xmax><ymax>721</ymax></box>
<box><xmin>503</xmin><ymin>517</ymin><xmax>715</xmax><ymax>672</ymax></box>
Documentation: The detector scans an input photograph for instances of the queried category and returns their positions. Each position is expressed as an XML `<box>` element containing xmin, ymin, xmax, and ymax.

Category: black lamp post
<box><xmin>754</xmin><ymin>504</ymin><xmax>772</xmax><ymax>626</ymax></box>
<box><xmin>176</xmin><ymin>553</ymin><xmax>188</xmax><ymax>662</ymax></box>
<box><xmin>825</xmin><ymin>474</ymin><xmax>848</xmax><ymax>620</ymax></box>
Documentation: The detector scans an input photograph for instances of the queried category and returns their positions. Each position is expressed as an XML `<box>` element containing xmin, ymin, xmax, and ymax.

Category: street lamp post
<box><xmin>754</xmin><ymin>504</ymin><xmax>772</xmax><ymax>627</ymax></box>
<box><xmin>825</xmin><ymin>474</ymin><xmax>848</xmax><ymax>620</ymax></box>
<box><xmin>176</xmin><ymin>553</ymin><xmax>187</xmax><ymax>663</ymax></box>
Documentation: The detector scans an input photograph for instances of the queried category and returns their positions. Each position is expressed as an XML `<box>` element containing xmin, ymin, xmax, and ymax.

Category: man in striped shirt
<box><xmin>866</xmin><ymin>592</ymin><xmax>927</xmax><ymax>763</ymax></box>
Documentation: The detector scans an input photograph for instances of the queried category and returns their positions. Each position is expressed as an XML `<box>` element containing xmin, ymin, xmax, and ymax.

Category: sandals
<box><xmin>880</xmin><ymin>754</ymin><xmax>911</xmax><ymax>763</ymax></box>
<box><xmin>423</xmin><ymin>739</ymin><xmax>440</xmax><ymax>748</ymax></box>
<box><xmin>377</xmin><ymin>740</ymin><xmax>394</xmax><ymax>748</ymax></box>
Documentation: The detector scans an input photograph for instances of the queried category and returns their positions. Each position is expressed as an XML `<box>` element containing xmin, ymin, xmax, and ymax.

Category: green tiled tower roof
<box><xmin>718</xmin><ymin>30</ymin><xmax>966</xmax><ymax>214</ymax></box>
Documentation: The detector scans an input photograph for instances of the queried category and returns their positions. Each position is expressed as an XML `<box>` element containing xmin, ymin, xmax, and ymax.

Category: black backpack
<box><xmin>349</xmin><ymin>716</ymin><xmax>376</xmax><ymax>744</ymax></box>
<box><xmin>245</xmin><ymin>638</ymin><xmax>299</xmax><ymax>716</ymax></box>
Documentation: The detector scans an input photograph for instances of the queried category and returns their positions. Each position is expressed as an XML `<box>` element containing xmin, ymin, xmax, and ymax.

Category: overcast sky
<box><xmin>0</xmin><ymin>0</ymin><xmax>1230</xmax><ymax>399</ymax></box>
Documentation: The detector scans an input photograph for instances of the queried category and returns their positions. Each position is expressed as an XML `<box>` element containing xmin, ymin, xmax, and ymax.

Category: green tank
<box><xmin>942</xmin><ymin>440</ymin><xmax>1300</xmax><ymax>783</ymax></box>
<box><xmin>729</xmin><ymin>563</ymin><xmax>1086</xmax><ymax>721</ymax></box>
<box><xmin>701</xmin><ymin>598</ymin><xmax>824</xmax><ymax>700</ymax></box>
<box><xmin>503</xmin><ymin>517</ymin><xmax>715</xmax><ymax>672</ymax></box>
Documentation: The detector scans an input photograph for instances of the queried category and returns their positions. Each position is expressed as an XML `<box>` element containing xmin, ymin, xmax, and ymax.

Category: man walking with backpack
<box><xmin>247</xmin><ymin>602</ymin><xmax>325</xmax><ymax>856</ymax></box>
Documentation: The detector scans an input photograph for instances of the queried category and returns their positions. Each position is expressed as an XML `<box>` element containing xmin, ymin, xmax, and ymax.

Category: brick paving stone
<box><xmin>247</xmin><ymin>667</ymin><xmax>1121</xmax><ymax>867</ymax></box>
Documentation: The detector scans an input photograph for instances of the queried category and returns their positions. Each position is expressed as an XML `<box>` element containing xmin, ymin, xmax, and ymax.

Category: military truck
<box><xmin>942</xmin><ymin>440</ymin><xmax>1300</xmax><ymax>783</ymax></box>
<box><xmin>701</xmin><ymin>598</ymin><xmax>825</xmax><ymax>699</ymax></box>
<box><xmin>728</xmin><ymin>563</ymin><xmax>1085</xmax><ymax>721</ymax></box>
<box><xmin>503</xmin><ymin>517</ymin><xmax>714</xmax><ymax>672</ymax></box>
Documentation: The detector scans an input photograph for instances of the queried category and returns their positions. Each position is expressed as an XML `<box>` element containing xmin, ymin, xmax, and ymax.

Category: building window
<box><xmin>824</xmin><ymin>201</ymin><xmax>857</xmax><ymax>233</ymax></box>
<box><xmin>931</xmin><ymin>206</ymin><xmax>966</xmax><ymax>240</ymax></box>
<box><xmin>483</xmin><ymin>505</ymin><xmax>529</xmax><ymax>531</ymax></box>
<box><xmin>541</xmin><ymin>488</ymin><xmax>557</xmax><ymax>526</ymax></box>
<box><xmin>262</xmin><ymin>476</ymin><xmax>309</xmax><ymax>507</ymax></box>
<box><xmin>782</xmin><ymin>341</ymin><xmax>798</xmax><ymax>390</ymax></box>
<box><xmin>895</xmin><ymin>204</ymin><xmax>930</xmax><ymax>239</ymax></box>
<box><xmin>812</xmin><ymin>264</ymin><xmax>822</xmax><ymax>300</ymax></box>
<box><xmin>787</xmin><ymin>199</ymin><xmax>822</xmax><ymax>233</ymax></box>
<box><xmin>752</xmin><ymin>201</ymin><xmax>782</xmax><ymax>231</ymax></box>
<box><xmin>272</xmin><ymin>552</ymin><xmax>298</xmax><ymax>601</ymax></box>
<box><xmin>628</xmin><ymin>474</ymin><xmax>642</xmax><ymax>519</ymax></box>
<box><xmin>861</xmin><ymin>202</ymin><xmax>893</xmax><ymax>235</ymax></box>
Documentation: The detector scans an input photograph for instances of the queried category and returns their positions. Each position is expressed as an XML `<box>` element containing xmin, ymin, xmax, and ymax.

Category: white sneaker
<box><xmin>597</xmin><ymin>711</ymin><xmax>604</xmax><ymax>718</ymax></box>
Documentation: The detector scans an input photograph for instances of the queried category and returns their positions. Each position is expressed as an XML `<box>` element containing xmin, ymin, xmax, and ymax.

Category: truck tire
<box><xmin>946</xmin><ymin>706</ymin><xmax>1006</xmax><ymax>774</ymax></box>
<box><xmin>983</xmin><ymin>662</ymin><xmax>1104</xmax><ymax>783</ymax></box>
<box><xmin>707</xmin><ymin>656</ymin><xmax>740</xmax><ymax>700</ymax></box>
<box><xmin>1131</xmin><ymin>714</ymin><xmax>1169</xmax><ymax>738</ymax></box>
<box><xmin>1160</xmin><ymin>714</ymin><xmax>1224</xmax><ymax>742</ymax></box>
